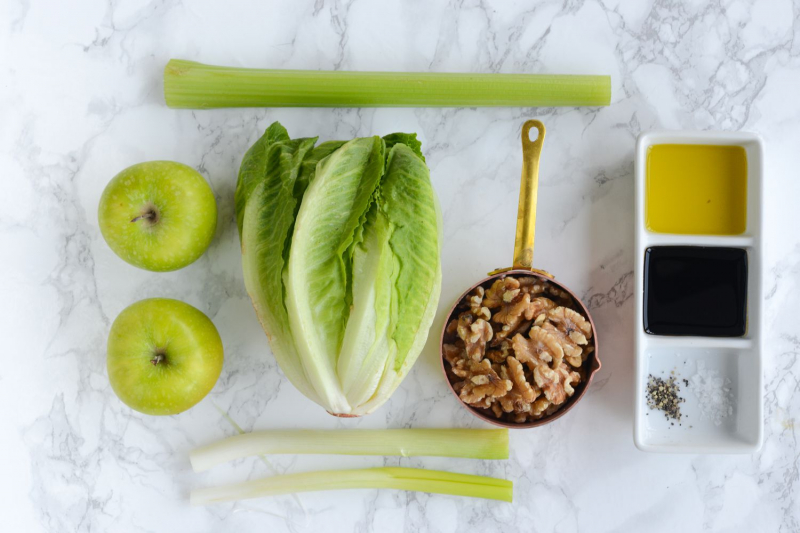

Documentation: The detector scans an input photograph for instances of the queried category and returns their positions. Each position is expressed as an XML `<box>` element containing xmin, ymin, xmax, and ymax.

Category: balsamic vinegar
<box><xmin>644</xmin><ymin>246</ymin><xmax>748</xmax><ymax>337</ymax></box>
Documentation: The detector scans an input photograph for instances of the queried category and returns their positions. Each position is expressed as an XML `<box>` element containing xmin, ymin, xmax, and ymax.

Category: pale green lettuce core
<box><xmin>237</xmin><ymin>122</ymin><xmax>441</xmax><ymax>416</ymax></box>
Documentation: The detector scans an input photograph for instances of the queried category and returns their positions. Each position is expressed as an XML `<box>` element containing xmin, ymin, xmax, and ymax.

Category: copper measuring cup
<box><xmin>440</xmin><ymin>120</ymin><xmax>601</xmax><ymax>428</ymax></box>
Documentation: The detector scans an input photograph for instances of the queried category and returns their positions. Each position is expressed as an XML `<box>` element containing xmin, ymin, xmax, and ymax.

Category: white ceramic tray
<box><xmin>633</xmin><ymin>130</ymin><xmax>764</xmax><ymax>453</ymax></box>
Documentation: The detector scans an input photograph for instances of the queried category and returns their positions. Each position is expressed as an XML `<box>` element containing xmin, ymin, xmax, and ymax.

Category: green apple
<box><xmin>98</xmin><ymin>161</ymin><xmax>217</xmax><ymax>272</ymax></box>
<box><xmin>107</xmin><ymin>298</ymin><xmax>224</xmax><ymax>416</ymax></box>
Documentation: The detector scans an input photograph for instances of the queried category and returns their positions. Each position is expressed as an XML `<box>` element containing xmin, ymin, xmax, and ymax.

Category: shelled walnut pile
<box><xmin>443</xmin><ymin>275</ymin><xmax>594</xmax><ymax>423</ymax></box>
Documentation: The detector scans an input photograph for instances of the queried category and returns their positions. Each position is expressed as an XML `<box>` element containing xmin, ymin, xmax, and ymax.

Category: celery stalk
<box><xmin>190</xmin><ymin>467</ymin><xmax>512</xmax><ymax>504</ymax></box>
<box><xmin>190</xmin><ymin>429</ymin><xmax>509</xmax><ymax>472</ymax></box>
<box><xmin>164</xmin><ymin>59</ymin><xmax>611</xmax><ymax>109</ymax></box>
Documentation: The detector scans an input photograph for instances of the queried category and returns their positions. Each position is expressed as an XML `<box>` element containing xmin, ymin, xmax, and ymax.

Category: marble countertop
<box><xmin>3</xmin><ymin>0</ymin><xmax>799</xmax><ymax>531</ymax></box>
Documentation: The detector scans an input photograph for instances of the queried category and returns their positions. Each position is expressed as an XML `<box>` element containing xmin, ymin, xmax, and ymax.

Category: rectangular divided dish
<box><xmin>634</xmin><ymin>130</ymin><xmax>764</xmax><ymax>453</ymax></box>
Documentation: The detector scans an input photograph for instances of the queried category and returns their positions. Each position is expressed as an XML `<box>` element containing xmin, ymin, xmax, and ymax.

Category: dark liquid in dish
<box><xmin>644</xmin><ymin>246</ymin><xmax>748</xmax><ymax>337</ymax></box>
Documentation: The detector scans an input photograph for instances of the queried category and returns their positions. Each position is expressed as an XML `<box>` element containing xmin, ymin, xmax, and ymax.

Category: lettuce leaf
<box><xmin>347</xmin><ymin>144</ymin><xmax>441</xmax><ymax>414</ymax></box>
<box><xmin>239</xmin><ymin>132</ymin><xmax>321</xmax><ymax>403</ymax></box>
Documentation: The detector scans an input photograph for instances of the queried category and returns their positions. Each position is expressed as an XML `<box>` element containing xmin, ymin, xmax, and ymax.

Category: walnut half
<box><xmin>459</xmin><ymin>359</ymin><xmax>512</xmax><ymax>406</ymax></box>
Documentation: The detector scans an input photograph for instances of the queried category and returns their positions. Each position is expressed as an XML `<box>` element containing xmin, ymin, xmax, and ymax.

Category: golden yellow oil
<box><xmin>646</xmin><ymin>144</ymin><xmax>748</xmax><ymax>235</ymax></box>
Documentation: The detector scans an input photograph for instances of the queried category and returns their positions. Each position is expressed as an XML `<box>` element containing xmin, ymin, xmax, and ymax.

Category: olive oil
<box><xmin>646</xmin><ymin>144</ymin><xmax>747</xmax><ymax>235</ymax></box>
<box><xmin>643</xmin><ymin>246</ymin><xmax>748</xmax><ymax>337</ymax></box>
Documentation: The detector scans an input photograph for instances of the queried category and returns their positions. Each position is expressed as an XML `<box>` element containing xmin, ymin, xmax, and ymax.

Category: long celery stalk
<box><xmin>190</xmin><ymin>429</ymin><xmax>509</xmax><ymax>472</ymax></box>
<box><xmin>190</xmin><ymin>467</ymin><xmax>512</xmax><ymax>504</ymax></box>
<box><xmin>164</xmin><ymin>59</ymin><xmax>611</xmax><ymax>109</ymax></box>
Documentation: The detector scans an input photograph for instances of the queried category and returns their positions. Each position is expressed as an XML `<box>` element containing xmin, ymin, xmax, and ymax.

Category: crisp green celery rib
<box><xmin>164</xmin><ymin>59</ymin><xmax>611</xmax><ymax>109</ymax></box>
<box><xmin>190</xmin><ymin>429</ymin><xmax>509</xmax><ymax>472</ymax></box>
<box><xmin>190</xmin><ymin>467</ymin><xmax>513</xmax><ymax>505</ymax></box>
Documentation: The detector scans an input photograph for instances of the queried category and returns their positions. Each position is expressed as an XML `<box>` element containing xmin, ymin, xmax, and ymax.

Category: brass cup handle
<box><xmin>513</xmin><ymin>120</ymin><xmax>545</xmax><ymax>270</ymax></box>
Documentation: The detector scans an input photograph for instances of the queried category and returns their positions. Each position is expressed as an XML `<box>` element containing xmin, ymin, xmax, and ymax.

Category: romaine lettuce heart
<box><xmin>238</xmin><ymin>122</ymin><xmax>441</xmax><ymax>416</ymax></box>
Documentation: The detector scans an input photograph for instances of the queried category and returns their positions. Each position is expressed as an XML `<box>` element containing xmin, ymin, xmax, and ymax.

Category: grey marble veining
<box><xmin>1</xmin><ymin>0</ymin><xmax>799</xmax><ymax>531</ymax></box>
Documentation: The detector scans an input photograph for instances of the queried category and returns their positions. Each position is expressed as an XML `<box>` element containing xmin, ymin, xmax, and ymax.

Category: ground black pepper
<box><xmin>646</xmin><ymin>374</ymin><xmax>684</xmax><ymax>421</ymax></box>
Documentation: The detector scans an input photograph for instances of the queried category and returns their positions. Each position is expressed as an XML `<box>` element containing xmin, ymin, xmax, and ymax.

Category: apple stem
<box><xmin>131</xmin><ymin>203</ymin><xmax>160</xmax><ymax>226</ymax></box>
<box><xmin>150</xmin><ymin>353</ymin><xmax>165</xmax><ymax>366</ymax></box>
<box><xmin>131</xmin><ymin>211</ymin><xmax>157</xmax><ymax>223</ymax></box>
